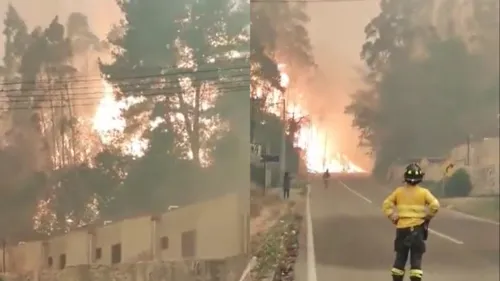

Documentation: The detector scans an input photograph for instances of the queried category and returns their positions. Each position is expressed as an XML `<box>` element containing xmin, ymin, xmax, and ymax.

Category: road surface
<box><xmin>300</xmin><ymin>174</ymin><xmax>499</xmax><ymax>281</ymax></box>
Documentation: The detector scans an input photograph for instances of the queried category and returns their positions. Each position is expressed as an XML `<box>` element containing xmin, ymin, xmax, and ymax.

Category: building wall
<box><xmin>418</xmin><ymin>158</ymin><xmax>445</xmax><ymax>182</ymax></box>
<box><xmin>46</xmin><ymin>230</ymin><xmax>89</xmax><ymax>268</ymax></box>
<box><xmin>0</xmin><ymin>255</ymin><xmax>247</xmax><ymax>281</ymax></box>
<box><xmin>386</xmin><ymin>158</ymin><xmax>445</xmax><ymax>184</ymax></box>
<box><xmin>157</xmin><ymin>191</ymin><xmax>243</xmax><ymax>260</ymax></box>
<box><xmin>4</xmin><ymin>240</ymin><xmax>43</xmax><ymax>273</ymax></box>
<box><xmin>449</xmin><ymin>137</ymin><xmax>499</xmax><ymax>195</ymax></box>
<box><xmin>2</xmin><ymin>192</ymin><xmax>248</xmax><ymax>274</ymax></box>
<box><xmin>386</xmin><ymin>138</ymin><xmax>499</xmax><ymax>195</ymax></box>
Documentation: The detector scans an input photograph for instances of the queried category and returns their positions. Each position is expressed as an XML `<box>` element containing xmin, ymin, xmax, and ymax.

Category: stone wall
<box><xmin>0</xmin><ymin>255</ymin><xmax>247</xmax><ymax>281</ymax></box>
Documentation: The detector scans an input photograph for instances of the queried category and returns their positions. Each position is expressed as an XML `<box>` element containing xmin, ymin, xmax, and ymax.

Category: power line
<box><xmin>0</xmin><ymin>72</ymin><xmax>250</xmax><ymax>96</ymax></box>
<box><xmin>0</xmin><ymin>80</ymin><xmax>250</xmax><ymax>104</ymax></box>
<box><xmin>2</xmin><ymin>81</ymin><xmax>251</xmax><ymax>102</ymax></box>
<box><xmin>0</xmin><ymin>82</ymin><xmax>250</xmax><ymax>109</ymax></box>
<box><xmin>251</xmin><ymin>0</ymin><xmax>365</xmax><ymax>2</ymax></box>
<box><xmin>1</xmin><ymin>87</ymin><xmax>249</xmax><ymax>111</ymax></box>
<box><xmin>0</xmin><ymin>63</ymin><xmax>249</xmax><ymax>87</ymax></box>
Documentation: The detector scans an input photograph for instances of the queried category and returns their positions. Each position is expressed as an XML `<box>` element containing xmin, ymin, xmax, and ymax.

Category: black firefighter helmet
<box><xmin>404</xmin><ymin>163</ymin><xmax>424</xmax><ymax>185</ymax></box>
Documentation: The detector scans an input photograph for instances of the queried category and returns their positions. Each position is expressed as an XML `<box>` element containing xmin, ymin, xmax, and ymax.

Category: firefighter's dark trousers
<box><xmin>391</xmin><ymin>224</ymin><xmax>426</xmax><ymax>281</ymax></box>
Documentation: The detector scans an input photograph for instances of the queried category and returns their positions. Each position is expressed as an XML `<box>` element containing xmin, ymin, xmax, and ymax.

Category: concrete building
<box><xmin>387</xmin><ymin>137</ymin><xmax>499</xmax><ymax>195</ymax></box>
<box><xmin>449</xmin><ymin>137</ymin><xmax>499</xmax><ymax>195</ymax></box>
<box><xmin>386</xmin><ymin>157</ymin><xmax>447</xmax><ymax>183</ymax></box>
<box><xmin>1</xmin><ymin>191</ymin><xmax>249</xmax><ymax>274</ymax></box>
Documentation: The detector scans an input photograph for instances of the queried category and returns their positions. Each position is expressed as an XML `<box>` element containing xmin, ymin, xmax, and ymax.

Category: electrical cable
<box><xmin>0</xmin><ymin>73</ymin><xmax>250</xmax><ymax>96</ymax></box>
<box><xmin>0</xmin><ymin>63</ymin><xmax>249</xmax><ymax>87</ymax></box>
<box><xmin>0</xmin><ymin>82</ymin><xmax>250</xmax><ymax>107</ymax></box>
<box><xmin>0</xmin><ymin>64</ymin><xmax>251</xmax><ymax>110</ymax></box>
<box><xmin>1</xmin><ymin>88</ymin><xmax>249</xmax><ymax>110</ymax></box>
<box><xmin>251</xmin><ymin>0</ymin><xmax>365</xmax><ymax>2</ymax></box>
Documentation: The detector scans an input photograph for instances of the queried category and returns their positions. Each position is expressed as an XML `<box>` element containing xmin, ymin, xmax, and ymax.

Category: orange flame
<box><xmin>279</xmin><ymin>69</ymin><xmax>364</xmax><ymax>173</ymax></box>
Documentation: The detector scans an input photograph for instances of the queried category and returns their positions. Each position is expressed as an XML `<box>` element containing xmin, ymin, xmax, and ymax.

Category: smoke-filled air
<box><xmin>251</xmin><ymin>0</ymin><xmax>498</xmax><ymax>179</ymax></box>
<box><xmin>0</xmin><ymin>0</ymin><xmax>249</xmax><ymax>237</ymax></box>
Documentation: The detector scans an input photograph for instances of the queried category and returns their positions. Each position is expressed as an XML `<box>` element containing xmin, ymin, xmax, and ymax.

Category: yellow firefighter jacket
<box><xmin>382</xmin><ymin>185</ymin><xmax>440</xmax><ymax>229</ymax></box>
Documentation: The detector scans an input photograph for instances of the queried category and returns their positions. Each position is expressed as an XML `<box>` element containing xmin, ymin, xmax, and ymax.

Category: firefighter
<box><xmin>322</xmin><ymin>169</ymin><xmax>330</xmax><ymax>188</ymax></box>
<box><xmin>382</xmin><ymin>163</ymin><xmax>440</xmax><ymax>281</ymax></box>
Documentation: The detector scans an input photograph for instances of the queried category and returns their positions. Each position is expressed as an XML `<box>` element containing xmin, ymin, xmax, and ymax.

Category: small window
<box><xmin>59</xmin><ymin>254</ymin><xmax>66</xmax><ymax>269</ymax></box>
<box><xmin>111</xmin><ymin>243</ymin><xmax>121</xmax><ymax>264</ymax></box>
<box><xmin>47</xmin><ymin>256</ymin><xmax>53</xmax><ymax>267</ymax></box>
<box><xmin>181</xmin><ymin>230</ymin><xmax>196</xmax><ymax>258</ymax></box>
<box><xmin>160</xmin><ymin>236</ymin><xmax>169</xmax><ymax>250</ymax></box>
<box><xmin>95</xmin><ymin>247</ymin><xmax>102</xmax><ymax>260</ymax></box>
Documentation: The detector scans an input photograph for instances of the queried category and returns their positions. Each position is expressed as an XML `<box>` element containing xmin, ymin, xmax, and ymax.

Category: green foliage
<box><xmin>443</xmin><ymin>168</ymin><xmax>473</xmax><ymax>197</ymax></box>
<box><xmin>345</xmin><ymin>0</ymin><xmax>499</xmax><ymax>178</ymax></box>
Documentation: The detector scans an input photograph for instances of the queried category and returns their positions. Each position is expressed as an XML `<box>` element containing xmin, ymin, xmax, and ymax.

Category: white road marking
<box><xmin>338</xmin><ymin>180</ymin><xmax>373</xmax><ymax>203</ymax></box>
<box><xmin>306</xmin><ymin>184</ymin><xmax>318</xmax><ymax>281</ymax></box>
<box><xmin>428</xmin><ymin>228</ymin><xmax>465</xmax><ymax>245</ymax></box>
<box><xmin>340</xmin><ymin>180</ymin><xmax>465</xmax><ymax>245</ymax></box>
<box><xmin>446</xmin><ymin>208</ymin><xmax>500</xmax><ymax>226</ymax></box>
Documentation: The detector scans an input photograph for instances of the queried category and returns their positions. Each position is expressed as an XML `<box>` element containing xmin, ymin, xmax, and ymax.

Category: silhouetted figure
<box><xmin>322</xmin><ymin>169</ymin><xmax>330</xmax><ymax>188</ymax></box>
<box><xmin>283</xmin><ymin>172</ymin><xmax>291</xmax><ymax>199</ymax></box>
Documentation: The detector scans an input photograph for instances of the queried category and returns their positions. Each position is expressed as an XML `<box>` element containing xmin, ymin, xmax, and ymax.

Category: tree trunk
<box><xmin>58</xmin><ymin>79</ymin><xmax>66</xmax><ymax>167</ymax></box>
<box><xmin>65</xmin><ymin>83</ymin><xmax>77</xmax><ymax>164</ymax></box>
<box><xmin>176</xmin><ymin>88</ymin><xmax>201</xmax><ymax>166</ymax></box>
<box><xmin>48</xmin><ymin>80</ymin><xmax>58</xmax><ymax>169</ymax></box>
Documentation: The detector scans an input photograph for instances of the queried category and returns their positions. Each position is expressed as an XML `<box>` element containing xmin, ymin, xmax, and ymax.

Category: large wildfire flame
<box><xmin>289</xmin><ymin>102</ymin><xmax>364</xmax><ymax>173</ymax></box>
<box><xmin>92</xmin><ymin>80</ymin><xmax>147</xmax><ymax>156</ymax></box>
<box><xmin>268</xmin><ymin>65</ymin><xmax>364</xmax><ymax>173</ymax></box>
<box><xmin>34</xmin><ymin>68</ymin><xmax>364</xmax><ymax>233</ymax></box>
<box><xmin>93</xmin><ymin>68</ymin><xmax>364</xmax><ymax>173</ymax></box>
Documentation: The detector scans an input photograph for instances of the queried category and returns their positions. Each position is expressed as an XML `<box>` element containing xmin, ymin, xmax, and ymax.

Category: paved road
<box><xmin>307</xmin><ymin>174</ymin><xmax>499</xmax><ymax>281</ymax></box>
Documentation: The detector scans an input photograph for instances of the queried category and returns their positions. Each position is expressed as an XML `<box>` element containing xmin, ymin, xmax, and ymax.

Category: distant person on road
<box><xmin>283</xmin><ymin>172</ymin><xmax>291</xmax><ymax>199</ymax></box>
<box><xmin>382</xmin><ymin>163</ymin><xmax>440</xmax><ymax>281</ymax></box>
<box><xmin>322</xmin><ymin>169</ymin><xmax>330</xmax><ymax>188</ymax></box>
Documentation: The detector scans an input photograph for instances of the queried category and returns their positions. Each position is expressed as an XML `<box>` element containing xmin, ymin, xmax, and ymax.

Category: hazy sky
<box><xmin>0</xmin><ymin>0</ymin><xmax>121</xmax><ymax>56</ymax></box>
<box><xmin>307</xmin><ymin>1</ymin><xmax>380</xmax><ymax>169</ymax></box>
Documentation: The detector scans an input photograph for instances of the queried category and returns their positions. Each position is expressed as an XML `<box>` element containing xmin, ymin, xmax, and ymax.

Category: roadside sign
<box><xmin>261</xmin><ymin>154</ymin><xmax>279</xmax><ymax>163</ymax></box>
<box><xmin>443</xmin><ymin>162</ymin><xmax>455</xmax><ymax>177</ymax></box>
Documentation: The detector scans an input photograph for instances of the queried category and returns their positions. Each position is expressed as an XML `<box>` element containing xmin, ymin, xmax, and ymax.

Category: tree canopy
<box><xmin>345</xmin><ymin>0</ymin><xmax>499</xmax><ymax>178</ymax></box>
<box><xmin>0</xmin><ymin>0</ymin><xmax>249</xmax><ymax>236</ymax></box>
<box><xmin>250</xmin><ymin>1</ymin><xmax>315</xmax><ymax>183</ymax></box>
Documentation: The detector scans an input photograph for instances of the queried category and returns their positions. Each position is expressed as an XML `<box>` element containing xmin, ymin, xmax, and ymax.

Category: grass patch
<box><xmin>442</xmin><ymin>196</ymin><xmax>499</xmax><ymax>221</ymax></box>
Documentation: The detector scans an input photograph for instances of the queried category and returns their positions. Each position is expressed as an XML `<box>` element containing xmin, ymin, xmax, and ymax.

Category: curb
<box><xmin>238</xmin><ymin>256</ymin><xmax>257</xmax><ymax>281</ymax></box>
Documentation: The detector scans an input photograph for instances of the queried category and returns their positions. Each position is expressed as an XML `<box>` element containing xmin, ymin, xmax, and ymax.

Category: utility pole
<box><xmin>2</xmin><ymin>238</ymin><xmax>5</xmax><ymax>273</ymax></box>
<box><xmin>264</xmin><ymin>143</ymin><xmax>270</xmax><ymax>194</ymax></box>
<box><xmin>279</xmin><ymin>96</ymin><xmax>287</xmax><ymax>187</ymax></box>
<box><xmin>322</xmin><ymin>131</ymin><xmax>328</xmax><ymax>171</ymax></box>
<box><xmin>466</xmin><ymin>134</ymin><xmax>471</xmax><ymax>166</ymax></box>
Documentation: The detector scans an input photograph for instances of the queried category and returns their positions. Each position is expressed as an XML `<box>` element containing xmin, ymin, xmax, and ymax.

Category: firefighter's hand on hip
<box><xmin>389</xmin><ymin>213</ymin><xmax>399</xmax><ymax>224</ymax></box>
